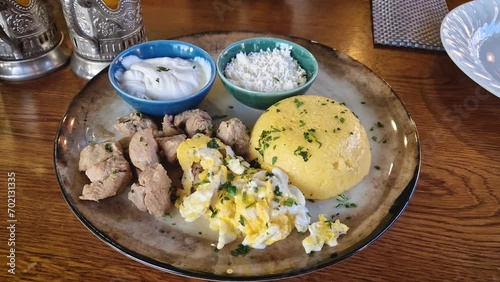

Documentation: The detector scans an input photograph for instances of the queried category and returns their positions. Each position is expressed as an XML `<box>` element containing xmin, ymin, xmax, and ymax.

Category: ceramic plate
<box><xmin>441</xmin><ymin>0</ymin><xmax>500</xmax><ymax>98</ymax></box>
<box><xmin>54</xmin><ymin>31</ymin><xmax>420</xmax><ymax>281</ymax></box>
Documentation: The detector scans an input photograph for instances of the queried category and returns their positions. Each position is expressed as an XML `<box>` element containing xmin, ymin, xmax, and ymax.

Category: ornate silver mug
<box><xmin>60</xmin><ymin>0</ymin><xmax>146</xmax><ymax>79</ymax></box>
<box><xmin>0</xmin><ymin>0</ymin><xmax>71</xmax><ymax>81</ymax></box>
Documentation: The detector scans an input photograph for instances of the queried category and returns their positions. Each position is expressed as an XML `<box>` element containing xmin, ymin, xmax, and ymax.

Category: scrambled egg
<box><xmin>176</xmin><ymin>133</ymin><xmax>348</xmax><ymax>252</ymax></box>
<box><xmin>302</xmin><ymin>214</ymin><xmax>349</xmax><ymax>254</ymax></box>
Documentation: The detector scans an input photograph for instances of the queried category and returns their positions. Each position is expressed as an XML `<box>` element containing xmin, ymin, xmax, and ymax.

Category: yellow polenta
<box><xmin>248</xmin><ymin>95</ymin><xmax>371</xmax><ymax>199</ymax></box>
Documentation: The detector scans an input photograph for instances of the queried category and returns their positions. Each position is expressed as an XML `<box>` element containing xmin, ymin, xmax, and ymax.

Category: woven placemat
<box><xmin>372</xmin><ymin>0</ymin><xmax>449</xmax><ymax>51</ymax></box>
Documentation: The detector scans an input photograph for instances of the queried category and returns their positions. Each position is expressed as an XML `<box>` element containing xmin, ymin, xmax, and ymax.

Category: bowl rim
<box><xmin>440</xmin><ymin>0</ymin><xmax>500</xmax><ymax>98</ymax></box>
<box><xmin>108</xmin><ymin>39</ymin><xmax>217</xmax><ymax>104</ymax></box>
<box><xmin>216</xmin><ymin>37</ymin><xmax>319</xmax><ymax>97</ymax></box>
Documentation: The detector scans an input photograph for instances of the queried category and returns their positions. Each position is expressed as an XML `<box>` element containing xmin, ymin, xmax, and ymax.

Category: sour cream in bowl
<box><xmin>109</xmin><ymin>40</ymin><xmax>216</xmax><ymax>116</ymax></box>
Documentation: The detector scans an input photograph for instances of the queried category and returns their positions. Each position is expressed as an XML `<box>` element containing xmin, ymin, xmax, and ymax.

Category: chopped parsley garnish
<box><xmin>207</xmin><ymin>138</ymin><xmax>220</xmax><ymax>149</ymax></box>
<box><xmin>299</xmin><ymin>120</ymin><xmax>306</xmax><ymax>127</ymax></box>
<box><xmin>324</xmin><ymin>220</ymin><xmax>334</xmax><ymax>228</ymax></box>
<box><xmin>255</xmin><ymin>129</ymin><xmax>279</xmax><ymax>157</ymax></box>
<box><xmin>155</xmin><ymin>78</ymin><xmax>159</xmax><ymax>83</ymax></box>
<box><xmin>372</xmin><ymin>136</ymin><xmax>378</xmax><ymax>141</ymax></box>
<box><xmin>377</xmin><ymin>121</ymin><xmax>385</xmax><ymax>128</ymax></box>
<box><xmin>194</xmin><ymin>180</ymin><xmax>210</xmax><ymax>187</ymax></box>
<box><xmin>303</xmin><ymin>128</ymin><xmax>322</xmax><ymax>148</ymax></box>
<box><xmin>156</xmin><ymin>66</ymin><xmax>170</xmax><ymax>72</ymax></box>
<box><xmin>337</xmin><ymin>194</ymin><xmax>348</xmax><ymax>201</ymax></box>
<box><xmin>231</xmin><ymin>244</ymin><xmax>250</xmax><ymax>257</ymax></box>
<box><xmin>112</xmin><ymin>169</ymin><xmax>119</xmax><ymax>174</ymax></box>
<box><xmin>242</xmin><ymin>191</ymin><xmax>247</xmax><ymax>202</ymax></box>
<box><xmin>192</xmin><ymin>65</ymin><xmax>196</xmax><ymax>69</ymax></box>
<box><xmin>272</xmin><ymin>156</ymin><xmax>278</xmax><ymax>165</ymax></box>
<box><xmin>221</xmin><ymin>196</ymin><xmax>230</xmax><ymax>204</ymax></box>
<box><xmin>283</xmin><ymin>198</ymin><xmax>296</xmax><ymax>207</ymax></box>
<box><xmin>139</xmin><ymin>136</ymin><xmax>144</xmax><ymax>142</ymax></box>
<box><xmin>361</xmin><ymin>101</ymin><xmax>366</xmax><ymax>104</ymax></box>
<box><xmin>294</xmin><ymin>98</ymin><xmax>304</xmax><ymax>108</ymax></box>
<box><xmin>166</xmin><ymin>213</ymin><xmax>173</xmax><ymax>218</ymax></box>
<box><xmin>293</xmin><ymin>146</ymin><xmax>311</xmax><ymax>162</ymax></box>
<box><xmin>273</xmin><ymin>77</ymin><xmax>280</xmax><ymax>82</ymax></box>
<box><xmin>339</xmin><ymin>117</ymin><xmax>345</xmax><ymax>124</ymax></box>
<box><xmin>209</xmin><ymin>206</ymin><xmax>218</xmax><ymax>218</ymax></box>
<box><xmin>273</xmin><ymin>186</ymin><xmax>282</xmax><ymax>196</ymax></box>
<box><xmin>212</xmin><ymin>114</ymin><xmax>228</xmax><ymax>120</ymax></box>
<box><xmin>104</xmin><ymin>143</ymin><xmax>113</xmax><ymax>153</ymax></box>
<box><xmin>239</xmin><ymin>215</ymin><xmax>245</xmax><ymax>226</ymax></box>
<box><xmin>374</xmin><ymin>165</ymin><xmax>381</xmax><ymax>170</ymax></box>
<box><xmin>335</xmin><ymin>193</ymin><xmax>357</xmax><ymax>208</ymax></box>
<box><xmin>220</xmin><ymin>182</ymin><xmax>237</xmax><ymax>197</ymax></box>
<box><xmin>307</xmin><ymin>199</ymin><xmax>315</xmax><ymax>203</ymax></box>
<box><xmin>246</xmin><ymin>201</ymin><xmax>257</xmax><ymax>208</ymax></box>
<box><xmin>270</xmin><ymin>126</ymin><xmax>282</xmax><ymax>132</ymax></box>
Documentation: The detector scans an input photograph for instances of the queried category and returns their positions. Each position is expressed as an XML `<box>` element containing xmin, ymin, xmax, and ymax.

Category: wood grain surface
<box><xmin>1</xmin><ymin>0</ymin><xmax>499</xmax><ymax>281</ymax></box>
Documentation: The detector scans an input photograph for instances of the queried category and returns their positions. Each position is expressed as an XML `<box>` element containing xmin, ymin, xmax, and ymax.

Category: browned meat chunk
<box><xmin>78</xmin><ymin>141</ymin><xmax>124</xmax><ymax>172</ymax></box>
<box><xmin>162</xmin><ymin>114</ymin><xmax>183</xmax><ymax>137</ymax></box>
<box><xmin>216</xmin><ymin>118</ymin><xmax>250</xmax><ymax>156</ymax></box>
<box><xmin>156</xmin><ymin>134</ymin><xmax>187</xmax><ymax>163</ymax></box>
<box><xmin>114</xmin><ymin>111</ymin><xmax>158</xmax><ymax>137</ymax></box>
<box><xmin>128</xmin><ymin>163</ymin><xmax>172</xmax><ymax>217</ymax></box>
<box><xmin>129</xmin><ymin>128</ymin><xmax>159</xmax><ymax>171</ymax></box>
<box><xmin>79</xmin><ymin>142</ymin><xmax>132</xmax><ymax>201</ymax></box>
<box><xmin>173</xmin><ymin>109</ymin><xmax>213</xmax><ymax>137</ymax></box>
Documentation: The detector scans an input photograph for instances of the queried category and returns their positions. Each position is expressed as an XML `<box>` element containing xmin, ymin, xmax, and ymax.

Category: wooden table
<box><xmin>1</xmin><ymin>0</ymin><xmax>498</xmax><ymax>281</ymax></box>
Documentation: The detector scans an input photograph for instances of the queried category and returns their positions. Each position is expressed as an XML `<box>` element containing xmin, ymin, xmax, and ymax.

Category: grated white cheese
<box><xmin>224</xmin><ymin>47</ymin><xmax>307</xmax><ymax>92</ymax></box>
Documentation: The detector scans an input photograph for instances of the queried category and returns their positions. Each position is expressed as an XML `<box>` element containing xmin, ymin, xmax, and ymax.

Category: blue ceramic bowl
<box><xmin>108</xmin><ymin>40</ymin><xmax>216</xmax><ymax>116</ymax></box>
<box><xmin>217</xmin><ymin>37</ymin><xmax>318</xmax><ymax>110</ymax></box>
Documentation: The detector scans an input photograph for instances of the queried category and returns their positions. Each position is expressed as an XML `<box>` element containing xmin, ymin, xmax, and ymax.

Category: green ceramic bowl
<box><xmin>217</xmin><ymin>37</ymin><xmax>318</xmax><ymax>110</ymax></box>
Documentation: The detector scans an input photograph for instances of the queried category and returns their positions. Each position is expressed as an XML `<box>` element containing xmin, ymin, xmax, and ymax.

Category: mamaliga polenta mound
<box><xmin>248</xmin><ymin>95</ymin><xmax>371</xmax><ymax>200</ymax></box>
